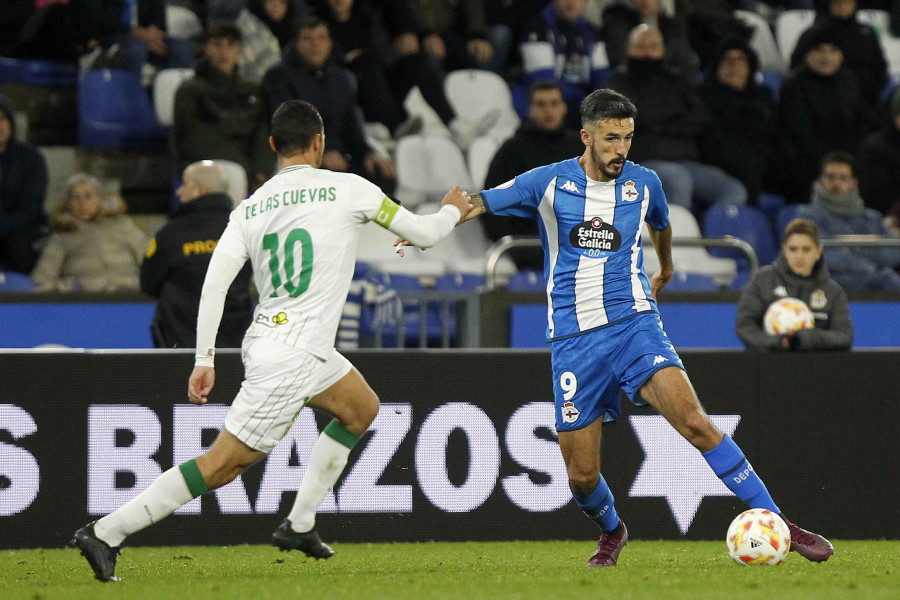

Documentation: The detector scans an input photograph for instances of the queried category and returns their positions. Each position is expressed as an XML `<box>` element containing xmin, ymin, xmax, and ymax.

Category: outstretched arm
<box><xmin>461</xmin><ymin>192</ymin><xmax>487</xmax><ymax>224</ymax></box>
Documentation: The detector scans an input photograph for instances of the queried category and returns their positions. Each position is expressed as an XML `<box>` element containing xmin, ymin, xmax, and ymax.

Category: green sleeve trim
<box><xmin>324</xmin><ymin>419</ymin><xmax>362</xmax><ymax>449</ymax></box>
<box><xmin>179</xmin><ymin>459</ymin><xmax>209</xmax><ymax>498</ymax></box>
<box><xmin>373</xmin><ymin>196</ymin><xmax>401</xmax><ymax>229</ymax></box>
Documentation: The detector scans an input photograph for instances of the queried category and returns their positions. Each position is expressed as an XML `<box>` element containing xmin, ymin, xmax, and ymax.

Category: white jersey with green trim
<box><xmin>212</xmin><ymin>164</ymin><xmax>404</xmax><ymax>359</ymax></box>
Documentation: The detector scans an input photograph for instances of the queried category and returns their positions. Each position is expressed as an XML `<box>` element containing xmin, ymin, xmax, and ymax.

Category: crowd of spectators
<box><xmin>2</xmin><ymin>0</ymin><xmax>900</xmax><ymax>300</ymax></box>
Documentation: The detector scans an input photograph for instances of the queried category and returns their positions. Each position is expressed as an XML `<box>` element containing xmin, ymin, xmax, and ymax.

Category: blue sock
<box><xmin>703</xmin><ymin>435</ymin><xmax>779</xmax><ymax>513</ymax></box>
<box><xmin>573</xmin><ymin>475</ymin><xmax>620</xmax><ymax>532</ymax></box>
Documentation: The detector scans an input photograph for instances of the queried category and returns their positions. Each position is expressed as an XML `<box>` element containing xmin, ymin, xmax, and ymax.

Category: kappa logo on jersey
<box><xmin>569</xmin><ymin>217</ymin><xmax>622</xmax><ymax>258</ymax></box>
<box><xmin>622</xmin><ymin>180</ymin><xmax>640</xmax><ymax>202</ymax></box>
<box><xmin>255</xmin><ymin>312</ymin><xmax>289</xmax><ymax>328</ymax></box>
<box><xmin>774</xmin><ymin>285</ymin><xmax>788</xmax><ymax>298</ymax></box>
<box><xmin>561</xmin><ymin>401</ymin><xmax>580</xmax><ymax>424</ymax></box>
<box><xmin>560</xmin><ymin>180</ymin><xmax>580</xmax><ymax>194</ymax></box>
<box><xmin>653</xmin><ymin>355</ymin><xmax>668</xmax><ymax>366</ymax></box>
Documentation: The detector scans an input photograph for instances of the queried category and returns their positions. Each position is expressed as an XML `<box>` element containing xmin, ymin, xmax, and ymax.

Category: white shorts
<box><xmin>224</xmin><ymin>337</ymin><xmax>352</xmax><ymax>452</ymax></box>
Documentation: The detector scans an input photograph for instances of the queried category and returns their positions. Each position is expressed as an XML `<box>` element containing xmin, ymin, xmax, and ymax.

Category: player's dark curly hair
<box><xmin>580</xmin><ymin>89</ymin><xmax>637</xmax><ymax>127</ymax></box>
<box><xmin>270</xmin><ymin>100</ymin><xmax>324</xmax><ymax>157</ymax></box>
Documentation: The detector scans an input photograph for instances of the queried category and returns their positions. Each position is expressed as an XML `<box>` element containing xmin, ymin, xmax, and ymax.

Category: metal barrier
<box><xmin>483</xmin><ymin>235</ymin><xmax>760</xmax><ymax>289</ymax></box>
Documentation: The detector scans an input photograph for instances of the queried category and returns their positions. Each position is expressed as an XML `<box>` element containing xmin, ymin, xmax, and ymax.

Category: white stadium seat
<box><xmin>165</xmin><ymin>5</ymin><xmax>204</xmax><ymax>39</ymax></box>
<box><xmin>467</xmin><ymin>136</ymin><xmax>502</xmax><ymax>190</ymax></box>
<box><xmin>214</xmin><ymin>159</ymin><xmax>249</xmax><ymax>208</ymax></box>
<box><xmin>775</xmin><ymin>9</ymin><xmax>816</xmax><ymax>63</ymax></box>
<box><xmin>735</xmin><ymin>10</ymin><xmax>788</xmax><ymax>74</ymax></box>
<box><xmin>444</xmin><ymin>69</ymin><xmax>520</xmax><ymax>140</ymax></box>
<box><xmin>153</xmin><ymin>68</ymin><xmax>194</xmax><ymax>126</ymax></box>
<box><xmin>395</xmin><ymin>133</ymin><xmax>473</xmax><ymax>208</ymax></box>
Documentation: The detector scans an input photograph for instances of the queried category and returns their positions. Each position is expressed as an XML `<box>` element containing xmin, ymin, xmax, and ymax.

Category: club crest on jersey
<box><xmin>622</xmin><ymin>180</ymin><xmax>640</xmax><ymax>202</ymax></box>
<box><xmin>561</xmin><ymin>401</ymin><xmax>580</xmax><ymax>423</ymax></box>
<box><xmin>569</xmin><ymin>217</ymin><xmax>622</xmax><ymax>258</ymax></box>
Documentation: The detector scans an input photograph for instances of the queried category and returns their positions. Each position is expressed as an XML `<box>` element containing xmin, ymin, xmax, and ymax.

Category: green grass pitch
<box><xmin>3</xmin><ymin>540</ymin><xmax>897</xmax><ymax>600</ymax></box>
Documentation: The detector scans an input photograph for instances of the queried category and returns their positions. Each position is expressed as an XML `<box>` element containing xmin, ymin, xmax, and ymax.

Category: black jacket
<box><xmin>602</xmin><ymin>2</ymin><xmax>696</xmax><ymax>80</ymax></box>
<box><xmin>140</xmin><ymin>193</ymin><xmax>252</xmax><ymax>348</ymax></box>
<box><xmin>261</xmin><ymin>45</ymin><xmax>370</xmax><ymax>160</ymax></box>
<box><xmin>857</xmin><ymin>124</ymin><xmax>900</xmax><ymax>215</ymax></box>
<box><xmin>0</xmin><ymin>96</ymin><xmax>48</xmax><ymax>237</ymax></box>
<box><xmin>698</xmin><ymin>40</ymin><xmax>777</xmax><ymax>204</ymax></box>
<box><xmin>736</xmin><ymin>253</ymin><xmax>853</xmax><ymax>351</ymax></box>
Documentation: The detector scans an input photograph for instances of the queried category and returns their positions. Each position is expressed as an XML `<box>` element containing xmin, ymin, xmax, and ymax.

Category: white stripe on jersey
<box><xmin>537</xmin><ymin>177</ymin><xmax>560</xmax><ymax>337</ymax></box>
<box><xmin>575</xmin><ymin>180</ymin><xmax>617</xmax><ymax>330</ymax></box>
<box><xmin>630</xmin><ymin>183</ymin><xmax>653</xmax><ymax>313</ymax></box>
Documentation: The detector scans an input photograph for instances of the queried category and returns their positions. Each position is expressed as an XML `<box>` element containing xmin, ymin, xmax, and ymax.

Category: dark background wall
<box><xmin>0</xmin><ymin>350</ymin><xmax>897</xmax><ymax>549</ymax></box>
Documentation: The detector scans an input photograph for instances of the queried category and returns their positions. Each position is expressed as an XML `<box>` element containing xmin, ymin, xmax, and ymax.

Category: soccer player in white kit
<box><xmin>71</xmin><ymin>100</ymin><xmax>473</xmax><ymax>582</ymax></box>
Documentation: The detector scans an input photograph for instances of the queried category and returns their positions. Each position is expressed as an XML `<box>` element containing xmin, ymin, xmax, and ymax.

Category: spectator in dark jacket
<box><xmin>857</xmin><ymin>88</ymin><xmax>900</xmax><ymax>216</ymax></box>
<box><xmin>261</xmin><ymin>16</ymin><xmax>397</xmax><ymax>192</ymax></box>
<box><xmin>790</xmin><ymin>0</ymin><xmax>887</xmax><ymax>111</ymax></box>
<box><xmin>797</xmin><ymin>151</ymin><xmax>900</xmax><ymax>290</ymax></box>
<box><xmin>698</xmin><ymin>38</ymin><xmax>777</xmax><ymax>205</ymax></box>
<box><xmin>410</xmin><ymin>0</ymin><xmax>510</xmax><ymax>74</ymax></box>
<box><xmin>736</xmin><ymin>218</ymin><xmax>853</xmax><ymax>351</ymax></box>
<box><xmin>605</xmin><ymin>25</ymin><xmax>747</xmax><ymax>215</ymax></box>
<box><xmin>141</xmin><ymin>161</ymin><xmax>252</xmax><ymax>349</ymax></box>
<box><xmin>482</xmin><ymin>80</ymin><xmax>583</xmax><ymax>269</ymax></box>
<box><xmin>602</xmin><ymin>0</ymin><xmax>697</xmax><ymax>80</ymax></box>
<box><xmin>777</xmin><ymin>21</ymin><xmax>878</xmax><ymax>203</ymax></box>
<box><xmin>81</xmin><ymin>0</ymin><xmax>194</xmax><ymax>74</ymax></box>
<box><xmin>172</xmin><ymin>21</ymin><xmax>273</xmax><ymax>190</ymax></box>
<box><xmin>0</xmin><ymin>96</ymin><xmax>48</xmax><ymax>275</ymax></box>
<box><xmin>0</xmin><ymin>0</ymin><xmax>81</xmax><ymax>61</ymax></box>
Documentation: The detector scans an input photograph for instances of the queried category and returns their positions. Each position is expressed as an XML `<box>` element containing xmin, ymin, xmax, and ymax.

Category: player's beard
<box><xmin>595</xmin><ymin>147</ymin><xmax>625</xmax><ymax>180</ymax></box>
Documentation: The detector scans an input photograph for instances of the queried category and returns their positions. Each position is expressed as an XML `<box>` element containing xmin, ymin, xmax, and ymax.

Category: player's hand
<box><xmin>188</xmin><ymin>366</ymin><xmax>216</xmax><ymax>405</ymax></box>
<box><xmin>393</xmin><ymin>237</ymin><xmax>411</xmax><ymax>257</ymax></box>
<box><xmin>650</xmin><ymin>268</ymin><xmax>673</xmax><ymax>300</ymax></box>
<box><xmin>441</xmin><ymin>186</ymin><xmax>473</xmax><ymax>224</ymax></box>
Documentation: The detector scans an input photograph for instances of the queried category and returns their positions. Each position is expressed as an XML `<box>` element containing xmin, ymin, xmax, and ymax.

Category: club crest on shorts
<box><xmin>569</xmin><ymin>217</ymin><xmax>622</xmax><ymax>258</ymax></box>
<box><xmin>561</xmin><ymin>401</ymin><xmax>580</xmax><ymax>423</ymax></box>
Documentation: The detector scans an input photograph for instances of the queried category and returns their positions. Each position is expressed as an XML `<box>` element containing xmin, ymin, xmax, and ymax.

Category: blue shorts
<box><xmin>551</xmin><ymin>312</ymin><xmax>684</xmax><ymax>432</ymax></box>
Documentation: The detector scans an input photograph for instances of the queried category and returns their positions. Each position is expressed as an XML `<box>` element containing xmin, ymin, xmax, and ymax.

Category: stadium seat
<box><xmin>78</xmin><ymin>69</ymin><xmax>168</xmax><ymax>150</ymax></box>
<box><xmin>0</xmin><ymin>271</ymin><xmax>36</xmax><ymax>292</ymax></box>
<box><xmin>735</xmin><ymin>10</ymin><xmax>788</xmax><ymax>74</ymax></box>
<box><xmin>215</xmin><ymin>159</ymin><xmax>249</xmax><ymax>208</ymax></box>
<box><xmin>757</xmin><ymin>192</ymin><xmax>787</xmax><ymax>222</ymax></box>
<box><xmin>0</xmin><ymin>56</ymin><xmax>77</xmax><ymax>87</ymax></box>
<box><xmin>506</xmin><ymin>270</ymin><xmax>544</xmax><ymax>292</ymax></box>
<box><xmin>702</xmin><ymin>204</ymin><xmax>778</xmax><ymax>271</ymax></box>
<box><xmin>775</xmin><ymin>10</ymin><xmax>816</xmax><ymax>63</ymax></box>
<box><xmin>444</xmin><ymin>69</ymin><xmax>520</xmax><ymax>140</ymax></box>
<box><xmin>775</xmin><ymin>204</ymin><xmax>800</xmax><ymax>239</ymax></box>
<box><xmin>662</xmin><ymin>272</ymin><xmax>719</xmax><ymax>292</ymax></box>
<box><xmin>429</xmin><ymin>272</ymin><xmax>487</xmax><ymax>345</ymax></box>
<box><xmin>856</xmin><ymin>9</ymin><xmax>891</xmax><ymax>37</ymax></box>
<box><xmin>643</xmin><ymin>204</ymin><xmax>738</xmax><ymax>286</ymax></box>
<box><xmin>395</xmin><ymin>133</ymin><xmax>473</xmax><ymax>207</ymax></box>
<box><xmin>758</xmin><ymin>71</ymin><xmax>783</xmax><ymax>102</ymax></box>
<box><xmin>165</xmin><ymin>5</ymin><xmax>204</xmax><ymax>39</ymax></box>
<box><xmin>467</xmin><ymin>136</ymin><xmax>502</xmax><ymax>190</ymax></box>
<box><xmin>360</xmin><ymin>272</ymin><xmax>443</xmax><ymax>347</ymax></box>
<box><xmin>153</xmin><ymin>68</ymin><xmax>194</xmax><ymax>126</ymax></box>
<box><xmin>355</xmin><ymin>216</ymin><xmax>447</xmax><ymax>277</ymax></box>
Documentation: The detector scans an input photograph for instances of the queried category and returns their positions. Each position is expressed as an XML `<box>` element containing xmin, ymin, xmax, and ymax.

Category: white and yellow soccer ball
<box><xmin>726</xmin><ymin>508</ymin><xmax>791</xmax><ymax>566</ymax></box>
<box><xmin>763</xmin><ymin>297</ymin><xmax>814</xmax><ymax>335</ymax></box>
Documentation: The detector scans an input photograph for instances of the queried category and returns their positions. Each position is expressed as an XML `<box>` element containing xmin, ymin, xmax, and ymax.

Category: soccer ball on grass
<box><xmin>763</xmin><ymin>297</ymin><xmax>814</xmax><ymax>335</ymax></box>
<box><xmin>726</xmin><ymin>508</ymin><xmax>791</xmax><ymax>566</ymax></box>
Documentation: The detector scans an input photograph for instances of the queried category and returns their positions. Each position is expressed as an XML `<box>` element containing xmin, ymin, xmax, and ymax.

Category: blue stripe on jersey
<box><xmin>482</xmin><ymin>159</ymin><xmax>669</xmax><ymax>341</ymax></box>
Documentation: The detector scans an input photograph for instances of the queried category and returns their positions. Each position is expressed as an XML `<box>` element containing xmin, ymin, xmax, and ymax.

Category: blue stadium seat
<box><xmin>78</xmin><ymin>69</ymin><xmax>168</xmax><ymax>150</ymax></box>
<box><xmin>757</xmin><ymin>192</ymin><xmax>786</xmax><ymax>222</ymax></box>
<box><xmin>663</xmin><ymin>272</ymin><xmax>719</xmax><ymax>292</ymax></box>
<box><xmin>702</xmin><ymin>204</ymin><xmax>778</xmax><ymax>271</ymax></box>
<box><xmin>360</xmin><ymin>272</ymin><xmax>442</xmax><ymax>347</ymax></box>
<box><xmin>775</xmin><ymin>204</ymin><xmax>800</xmax><ymax>240</ymax></box>
<box><xmin>429</xmin><ymin>273</ymin><xmax>486</xmax><ymax>345</ymax></box>
<box><xmin>0</xmin><ymin>56</ymin><xmax>77</xmax><ymax>87</ymax></box>
<box><xmin>506</xmin><ymin>270</ymin><xmax>544</xmax><ymax>292</ymax></box>
<box><xmin>0</xmin><ymin>271</ymin><xmax>36</xmax><ymax>292</ymax></box>
<box><xmin>759</xmin><ymin>71</ymin><xmax>782</xmax><ymax>102</ymax></box>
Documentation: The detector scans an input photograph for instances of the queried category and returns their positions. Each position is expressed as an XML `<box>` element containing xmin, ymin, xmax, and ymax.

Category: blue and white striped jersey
<box><xmin>481</xmin><ymin>158</ymin><xmax>669</xmax><ymax>341</ymax></box>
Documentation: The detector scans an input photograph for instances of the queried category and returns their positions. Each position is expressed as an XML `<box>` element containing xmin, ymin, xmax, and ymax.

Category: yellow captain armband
<box><xmin>145</xmin><ymin>238</ymin><xmax>157</xmax><ymax>259</ymax></box>
<box><xmin>373</xmin><ymin>196</ymin><xmax>401</xmax><ymax>229</ymax></box>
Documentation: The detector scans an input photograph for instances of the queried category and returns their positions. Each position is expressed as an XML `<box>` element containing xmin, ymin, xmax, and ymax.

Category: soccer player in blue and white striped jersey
<box><xmin>456</xmin><ymin>88</ymin><xmax>834</xmax><ymax>567</ymax></box>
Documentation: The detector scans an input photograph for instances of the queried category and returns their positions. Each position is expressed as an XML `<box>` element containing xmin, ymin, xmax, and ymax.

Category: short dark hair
<box><xmin>270</xmin><ymin>100</ymin><xmax>324</xmax><ymax>157</ymax></box>
<box><xmin>297</xmin><ymin>14</ymin><xmax>327</xmax><ymax>36</ymax></box>
<box><xmin>205</xmin><ymin>20</ymin><xmax>242</xmax><ymax>43</ymax></box>
<box><xmin>528</xmin><ymin>79</ymin><xmax>563</xmax><ymax>103</ymax></box>
<box><xmin>821</xmin><ymin>151</ymin><xmax>857</xmax><ymax>178</ymax></box>
<box><xmin>784</xmin><ymin>218</ymin><xmax>821</xmax><ymax>246</ymax></box>
<box><xmin>580</xmin><ymin>89</ymin><xmax>637</xmax><ymax>127</ymax></box>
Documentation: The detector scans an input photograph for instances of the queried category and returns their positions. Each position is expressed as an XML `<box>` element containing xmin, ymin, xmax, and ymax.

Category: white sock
<box><xmin>287</xmin><ymin>432</ymin><xmax>352</xmax><ymax>532</ymax></box>
<box><xmin>93</xmin><ymin>466</ymin><xmax>195</xmax><ymax>547</ymax></box>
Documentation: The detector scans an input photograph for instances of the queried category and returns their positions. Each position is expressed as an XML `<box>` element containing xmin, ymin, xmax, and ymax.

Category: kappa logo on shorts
<box><xmin>653</xmin><ymin>355</ymin><xmax>668</xmax><ymax>366</ymax></box>
<box><xmin>561</xmin><ymin>401</ymin><xmax>580</xmax><ymax>424</ymax></box>
<box><xmin>255</xmin><ymin>312</ymin><xmax>289</xmax><ymax>328</ymax></box>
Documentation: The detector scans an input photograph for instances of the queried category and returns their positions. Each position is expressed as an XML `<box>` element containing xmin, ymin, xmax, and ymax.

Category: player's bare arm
<box><xmin>646</xmin><ymin>224</ymin><xmax>673</xmax><ymax>299</ymax></box>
